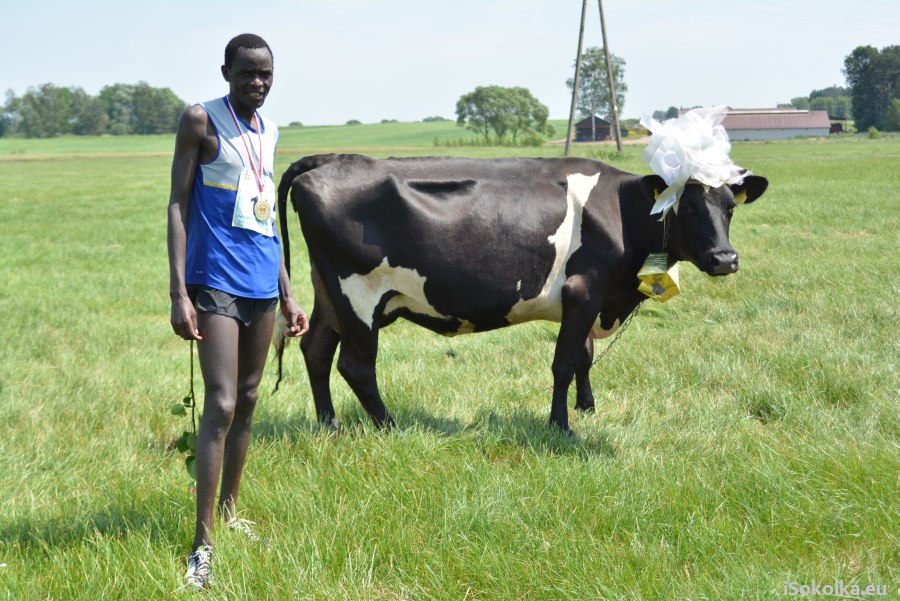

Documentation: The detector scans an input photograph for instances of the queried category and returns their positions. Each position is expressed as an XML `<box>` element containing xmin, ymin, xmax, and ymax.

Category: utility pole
<box><xmin>598</xmin><ymin>0</ymin><xmax>622</xmax><ymax>152</ymax></box>
<box><xmin>564</xmin><ymin>0</ymin><xmax>588</xmax><ymax>157</ymax></box>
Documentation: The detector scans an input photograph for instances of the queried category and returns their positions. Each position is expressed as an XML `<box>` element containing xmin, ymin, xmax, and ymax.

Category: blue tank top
<box><xmin>185</xmin><ymin>96</ymin><xmax>280</xmax><ymax>299</ymax></box>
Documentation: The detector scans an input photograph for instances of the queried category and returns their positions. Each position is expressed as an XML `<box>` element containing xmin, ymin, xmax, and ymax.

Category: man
<box><xmin>167</xmin><ymin>33</ymin><xmax>308</xmax><ymax>589</ymax></box>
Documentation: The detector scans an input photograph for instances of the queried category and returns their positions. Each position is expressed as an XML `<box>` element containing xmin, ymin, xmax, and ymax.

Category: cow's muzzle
<box><xmin>708</xmin><ymin>250</ymin><xmax>739</xmax><ymax>275</ymax></box>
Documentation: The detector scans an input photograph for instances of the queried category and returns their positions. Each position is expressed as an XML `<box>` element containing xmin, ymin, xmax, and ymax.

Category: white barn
<box><xmin>721</xmin><ymin>108</ymin><xmax>831</xmax><ymax>141</ymax></box>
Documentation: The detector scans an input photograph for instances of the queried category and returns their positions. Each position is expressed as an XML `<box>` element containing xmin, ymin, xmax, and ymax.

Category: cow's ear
<box><xmin>730</xmin><ymin>175</ymin><xmax>768</xmax><ymax>205</ymax></box>
<box><xmin>640</xmin><ymin>175</ymin><xmax>667</xmax><ymax>201</ymax></box>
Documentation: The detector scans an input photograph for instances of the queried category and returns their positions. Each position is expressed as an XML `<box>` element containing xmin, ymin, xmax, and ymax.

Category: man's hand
<box><xmin>280</xmin><ymin>295</ymin><xmax>309</xmax><ymax>337</ymax></box>
<box><xmin>170</xmin><ymin>294</ymin><xmax>203</xmax><ymax>340</ymax></box>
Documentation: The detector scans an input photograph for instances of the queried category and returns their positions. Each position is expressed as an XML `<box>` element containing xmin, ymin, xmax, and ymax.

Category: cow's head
<box><xmin>641</xmin><ymin>174</ymin><xmax>768</xmax><ymax>275</ymax></box>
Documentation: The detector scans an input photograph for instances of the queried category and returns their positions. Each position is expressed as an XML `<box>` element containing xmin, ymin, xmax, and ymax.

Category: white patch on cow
<box><xmin>340</xmin><ymin>258</ymin><xmax>445</xmax><ymax>328</ymax></box>
<box><xmin>590</xmin><ymin>318</ymin><xmax>621</xmax><ymax>339</ymax></box>
<box><xmin>505</xmin><ymin>172</ymin><xmax>601</xmax><ymax>324</ymax></box>
<box><xmin>454</xmin><ymin>320</ymin><xmax>476</xmax><ymax>336</ymax></box>
<box><xmin>516</xmin><ymin>280</ymin><xmax>522</xmax><ymax>292</ymax></box>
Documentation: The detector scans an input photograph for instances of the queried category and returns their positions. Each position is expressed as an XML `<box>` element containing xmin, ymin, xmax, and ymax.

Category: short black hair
<box><xmin>224</xmin><ymin>34</ymin><xmax>273</xmax><ymax>68</ymax></box>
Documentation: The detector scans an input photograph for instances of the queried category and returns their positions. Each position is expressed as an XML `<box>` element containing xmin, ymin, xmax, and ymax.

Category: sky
<box><xmin>2</xmin><ymin>0</ymin><xmax>897</xmax><ymax>126</ymax></box>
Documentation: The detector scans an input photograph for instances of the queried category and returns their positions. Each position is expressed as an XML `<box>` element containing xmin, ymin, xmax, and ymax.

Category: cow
<box><xmin>277</xmin><ymin>154</ymin><xmax>767</xmax><ymax>432</ymax></box>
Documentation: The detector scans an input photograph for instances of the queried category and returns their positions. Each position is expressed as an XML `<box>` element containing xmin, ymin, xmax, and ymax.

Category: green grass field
<box><xmin>0</xmin><ymin>126</ymin><xmax>897</xmax><ymax>600</ymax></box>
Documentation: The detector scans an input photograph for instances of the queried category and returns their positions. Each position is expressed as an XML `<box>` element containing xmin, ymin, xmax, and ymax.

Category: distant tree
<box><xmin>14</xmin><ymin>83</ymin><xmax>88</xmax><ymax>137</ymax></box>
<box><xmin>71</xmin><ymin>89</ymin><xmax>108</xmax><ymax>135</ymax></box>
<box><xmin>843</xmin><ymin>45</ymin><xmax>900</xmax><ymax>131</ymax></box>
<box><xmin>455</xmin><ymin>85</ymin><xmax>553</xmax><ymax>143</ymax></box>
<box><xmin>810</xmin><ymin>85</ymin><xmax>848</xmax><ymax>100</ymax></box>
<box><xmin>810</xmin><ymin>96</ymin><xmax>851</xmax><ymax>119</ymax></box>
<box><xmin>804</xmin><ymin>85</ymin><xmax>852</xmax><ymax>119</ymax></box>
<box><xmin>1</xmin><ymin>89</ymin><xmax>20</xmax><ymax>136</ymax></box>
<box><xmin>504</xmin><ymin>87</ymin><xmax>552</xmax><ymax>143</ymax></box>
<box><xmin>345</xmin><ymin>119</ymin><xmax>362</xmax><ymax>126</ymax></box>
<box><xmin>790</xmin><ymin>96</ymin><xmax>811</xmax><ymax>110</ymax></box>
<box><xmin>422</xmin><ymin>116</ymin><xmax>450</xmax><ymax>122</ymax></box>
<box><xmin>98</xmin><ymin>83</ymin><xmax>136</xmax><ymax>134</ymax></box>
<box><xmin>652</xmin><ymin>106</ymin><xmax>678</xmax><ymax>121</ymax></box>
<box><xmin>130</xmin><ymin>82</ymin><xmax>184</xmax><ymax>134</ymax></box>
<box><xmin>886</xmin><ymin>98</ymin><xmax>900</xmax><ymax>131</ymax></box>
<box><xmin>97</xmin><ymin>82</ymin><xmax>184</xmax><ymax>135</ymax></box>
<box><xmin>565</xmin><ymin>46</ymin><xmax>627</xmax><ymax>121</ymax></box>
<box><xmin>779</xmin><ymin>86</ymin><xmax>852</xmax><ymax>119</ymax></box>
<box><xmin>380</xmin><ymin>119</ymin><xmax>398</xmax><ymax>124</ymax></box>
<box><xmin>288</xmin><ymin>121</ymin><xmax>303</xmax><ymax>127</ymax></box>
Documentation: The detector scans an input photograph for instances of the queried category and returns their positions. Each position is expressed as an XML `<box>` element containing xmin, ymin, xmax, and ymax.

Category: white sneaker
<box><xmin>185</xmin><ymin>545</ymin><xmax>213</xmax><ymax>589</ymax></box>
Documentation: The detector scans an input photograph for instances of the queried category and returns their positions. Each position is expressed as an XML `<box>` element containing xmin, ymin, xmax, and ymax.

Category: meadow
<box><xmin>0</xmin><ymin>124</ymin><xmax>897</xmax><ymax>600</ymax></box>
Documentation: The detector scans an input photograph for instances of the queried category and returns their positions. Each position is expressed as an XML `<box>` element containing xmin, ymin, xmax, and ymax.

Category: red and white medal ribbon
<box><xmin>225</xmin><ymin>97</ymin><xmax>264</xmax><ymax>194</ymax></box>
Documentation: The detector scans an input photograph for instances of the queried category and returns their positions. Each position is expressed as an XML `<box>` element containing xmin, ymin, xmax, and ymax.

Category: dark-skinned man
<box><xmin>167</xmin><ymin>33</ymin><xmax>308</xmax><ymax>589</ymax></box>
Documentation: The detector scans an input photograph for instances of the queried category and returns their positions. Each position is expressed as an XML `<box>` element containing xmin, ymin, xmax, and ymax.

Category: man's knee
<box><xmin>201</xmin><ymin>392</ymin><xmax>237</xmax><ymax>436</ymax></box>
<box><xmin>233</xmin><ymin>384</ymin><xmax>260</xmax><ymax>423</ymax></box>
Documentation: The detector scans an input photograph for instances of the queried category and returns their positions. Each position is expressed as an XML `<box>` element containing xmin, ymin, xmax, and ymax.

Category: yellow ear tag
<box><xmin>654</xmin><ymin>188</ymin><xmax>662</xmax><ymax>200</ymax></box>
<box><xmin>637</xmin><ymin>253</ymin><xmax>680</xmax><ymax>302</ymax></box>
<box><xmin>734</xmin><ymin>190</ymin><xmax>748</xmax><ymax>204</ymax></box>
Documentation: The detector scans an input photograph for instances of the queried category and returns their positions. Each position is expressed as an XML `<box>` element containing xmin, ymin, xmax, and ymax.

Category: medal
<box><xmin>253</xmin><ymin>198</ymin><xmax>271</xmax><ymax>221</ymax></box>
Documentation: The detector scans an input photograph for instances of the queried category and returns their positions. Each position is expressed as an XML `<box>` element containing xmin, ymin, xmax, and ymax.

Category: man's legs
<box><xmin>193</xmin><ymin>312</ymin><xmax>240</xmax><ymax>550</ymax></box>
<box><xmin>219</xmin><ymin>310</ymin><xmax>274</xmax><ymax>521</ymax></box>
<box><xmin>192</xmin><ymin>309</ymin><xmax>274</xmax><ymax>549</ymax></box>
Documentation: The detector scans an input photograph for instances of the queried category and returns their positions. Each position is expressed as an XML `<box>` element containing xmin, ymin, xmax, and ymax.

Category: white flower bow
<box><xmin>640</xmin><ymin>106</ymin><xmax>746</xmax><ymax>217</ymax></box>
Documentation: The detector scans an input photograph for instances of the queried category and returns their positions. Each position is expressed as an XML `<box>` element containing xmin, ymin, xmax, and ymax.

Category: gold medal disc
<box><xmin>254</xmin><ymin>200</ymin><xmax>271</xmax><ymax>222</ymax></box>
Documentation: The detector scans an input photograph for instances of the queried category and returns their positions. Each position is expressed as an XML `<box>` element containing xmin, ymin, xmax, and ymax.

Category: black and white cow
<box><xmin>277</xmin><ymin>154</ymin><xmax>767</xmax><ymax>432</ymax></box>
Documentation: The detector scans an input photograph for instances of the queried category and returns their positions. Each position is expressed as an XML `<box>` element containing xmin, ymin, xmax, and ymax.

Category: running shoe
<box><xmin>184</xmin><ymin>545</ymin><xmax>213</xmax><ymax>589</ymax></box>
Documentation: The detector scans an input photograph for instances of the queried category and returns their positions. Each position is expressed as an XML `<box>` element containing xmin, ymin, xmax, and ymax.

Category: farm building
<box><xmin>574</xmin><ymin>116</ymin><xmax>628</xmax><ymax>142</ymax></box>
<box><xmin>720</xmin><ymin>108</ymin><xmax>831</xmax><ymax>141</ymax></box>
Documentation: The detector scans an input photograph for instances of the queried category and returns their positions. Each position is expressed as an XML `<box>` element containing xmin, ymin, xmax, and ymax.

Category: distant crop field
<box><xmin>0</xmin><ymin>128</ymin><xmax>897</xmax><ymax>599</ymax></box>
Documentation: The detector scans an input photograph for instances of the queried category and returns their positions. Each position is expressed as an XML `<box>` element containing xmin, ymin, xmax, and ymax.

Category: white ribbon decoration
<box><xmin>640</xmin><ymin>106</ymin><xmax>747</xmax><ymax>217</ymax></box>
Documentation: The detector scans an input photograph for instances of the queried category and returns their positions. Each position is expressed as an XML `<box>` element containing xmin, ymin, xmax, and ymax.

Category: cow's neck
<box><xmin>621</xmin><ymin>177</ymin><xmax>666</xmax><ymax>258</ymax></box>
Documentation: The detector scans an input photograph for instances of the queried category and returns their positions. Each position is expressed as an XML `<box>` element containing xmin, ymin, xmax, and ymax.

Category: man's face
<box><xmin>222</xmin><ymin>46</ymin><xmax>274</xmax><ymax>113</ymax></box>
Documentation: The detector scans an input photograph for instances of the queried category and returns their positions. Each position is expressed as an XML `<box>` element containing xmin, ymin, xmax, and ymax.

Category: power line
<box><xmin>696</xmin><ymin>0</ymin><xmax>898</xmax><ymax>38</ymax></box>
<box><xmin>751</xmin><ymin>0</ymin><xmax>899</xmax><ymax>28</ymax></box>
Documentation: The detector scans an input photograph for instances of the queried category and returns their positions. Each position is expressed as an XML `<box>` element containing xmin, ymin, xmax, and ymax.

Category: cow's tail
<box><xmin>276</xmin><ymin>154</ymin><xmax>337</xmax><ymax>279</ymax></box>
<box><xmin>273</xmin><ymin>155</ymin><xmax>333</xmax><ymax>392</ymax></box>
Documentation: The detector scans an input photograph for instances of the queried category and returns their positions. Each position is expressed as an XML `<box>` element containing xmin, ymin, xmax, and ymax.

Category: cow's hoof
<box><xmin>373</xmin><ymin>414</ymin><xmax>397</xmax><ymax>430</ymax></box>
<box><xmin>574</xmin><ymin>403</ymin><xmax>596</xmax><ymax>413</ymax></box>
<box><xmin>318</xmin><ymin>416</ymin><xmax>341</xmax><ymax>432</ymax></box>
<box><xmin>548</xmin><ymin>418</ymin><xmax>572</xmax><ymax>436</ymax></box>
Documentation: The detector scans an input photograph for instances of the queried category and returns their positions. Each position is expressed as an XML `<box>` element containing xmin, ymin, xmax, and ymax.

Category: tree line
<box><xmin>1</xmin><ymin>82</ymin><xmax>186</xmax><ymax>138</ymax></box>
<box><xmin>5</xmin><ymin>44</ymin><xmax>894</xmax><ymax>140</ymax></box>
<box><xmin>3</xmin><ymin>46</ymin><xmax>628</xmax><ymax>144</ymax></box>
<box><xmin>783</xmin><ymin>85</ymin><xmax>852</xmax><ymax>120</ymax></box>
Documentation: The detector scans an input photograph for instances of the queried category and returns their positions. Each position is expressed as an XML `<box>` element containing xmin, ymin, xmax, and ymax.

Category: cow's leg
<box><xmin>336</xmin><ymin>328</ymin><xmax>395</xmax><ymax>429</ymax></box>
<box><xmin>550</xmin><ymin>279</ymin><xmax>602</xmax><ymax>432</ymax></box>
<box><xmin>574</xmin><ymin>336</ymin><xmax>595</xmax><ymax>412</ymax></box>
<box><xmin>300</xmin><ymin>309</ymin><xmax>340</xmax><ymax>428</ymax></box>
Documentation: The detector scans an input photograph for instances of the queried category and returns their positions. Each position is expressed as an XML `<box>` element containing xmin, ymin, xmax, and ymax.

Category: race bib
<box><xmin>232</xmin><ymin>169</ymin><xmax>276</xmax><ymax>237</ymax></box>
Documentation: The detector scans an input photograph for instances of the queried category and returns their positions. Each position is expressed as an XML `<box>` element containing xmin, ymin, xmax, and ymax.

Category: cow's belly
<box><xmin>338</xmin><ymin>257</ymin><xmax>619</xmax><ymax>337</ymax></box>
